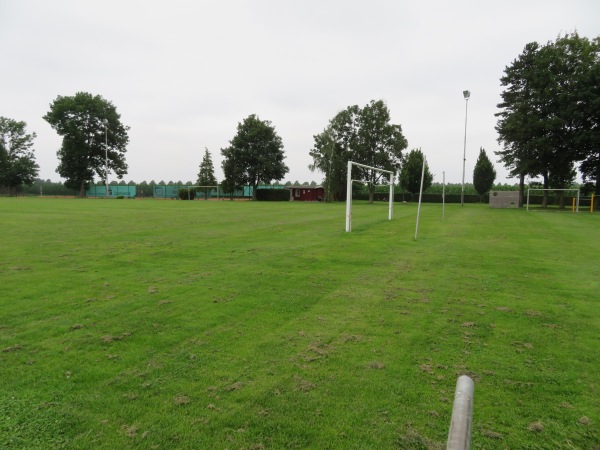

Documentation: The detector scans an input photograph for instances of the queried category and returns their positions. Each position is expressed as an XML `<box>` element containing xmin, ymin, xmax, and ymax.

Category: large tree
<box><xmin>573</xmin><ymin>36</ymin><xmax>600</xmax><ymax>194</ymax></box>
<box><xmin>399</xmin><ymin>148</ymin><xmax>433</xmax><ymax>200</ymax></box>
<box><xmin>221</xmin><ymin>115</ymin><xmax>288</xmax><ymax>200</ymax></box>
<box><xmin>309</xmin><ymin>106</ymin><xmax>359</xmax><ymax>201</ymax></box>
<box><xmin>0</xmin><ymin>117</ymin><xmax>39</xmax><ymax>195</ymax></box>
<box><xmin>310</xmin><ymin>100</ymin><xmax>407</xmax><ymax>203</ymax></box>
<box><xmin>355</xmin><ymin>100</ymin><xmax>407</xmax><ymax>203</ymax></box>
<box><xmin>43</xmin><ymin>92</ymin><xmax>129</xmax><ymax>197</ymax></box>
<box><xmin>473</xmin><ymin>147</ymin><xmax>496</xmax><ymax>201</ymax></box>
<box><xmin>196</xmin><ymin>148</ymin><xmax>218</xmax><ymax>199</ymax></box>
<box><xmin>496</xmin><ymin>33</ymin><xmax>600</xmax><ymax>204</ymax></box>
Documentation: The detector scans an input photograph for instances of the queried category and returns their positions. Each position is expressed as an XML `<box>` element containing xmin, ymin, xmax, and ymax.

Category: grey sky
<box><xmin>2</xmin><ymin>0</ymin><xmax>599</xmax><ymax>185</ymax></box>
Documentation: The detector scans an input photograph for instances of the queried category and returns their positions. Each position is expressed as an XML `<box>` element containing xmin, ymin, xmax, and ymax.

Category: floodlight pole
<box><xmin>461</xmin><ymin>90</ymin><xmax>470</xmax><ymax>207</ymax></box>
<box><xmin>104</xmin><ymin>119</ymin><xmax>109</xmax><ymax>199</ymax></box>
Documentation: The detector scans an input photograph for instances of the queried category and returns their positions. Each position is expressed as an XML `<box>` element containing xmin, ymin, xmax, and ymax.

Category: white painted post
<box><xmin>414</xmin><ymin>157</ymin><xmax>426</xmax><ymax>240</ymax></box>
<box><xmin>345</xmin><ymin>160</ymin><xmax>353</xmax><ymax>232</ymax></box>
<box><xmin>447</xmin><ymin>375</ymin><xmax>474</xmax><ymax>450</ymax></box>
<box><xmin>388</xmin><ymin>172</ymin><xmax>394</xmax><ymax>220</ymax></box>
<box><xmin>442</xmin><ymin>171</ymin><xmax>446</xmax><ymax>221</ymax></box>
<box><xmin>527</xmin><ymin>188</ymin><xmax>530</xmax><ymax>211</ymax></box>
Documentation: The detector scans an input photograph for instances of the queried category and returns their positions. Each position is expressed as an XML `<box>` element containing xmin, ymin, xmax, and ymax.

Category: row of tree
<box><xmin>0</xmin><ymin>100</ymin><xmax>501</xmax><ymax>202</ymax></box>
<box><xmin>11</xmin><ymin>177</ymin><xmax>522</xmax><ymax>199</ymax></box>
<box><xmin>496</xmin><ymin>32</ymin><xmax>600</xmax><ymax>205</ymax></box>
<box><xmin>2</xmin><ymin>32</ymin><xmax>597</xmax><ymax>200</ymax></box>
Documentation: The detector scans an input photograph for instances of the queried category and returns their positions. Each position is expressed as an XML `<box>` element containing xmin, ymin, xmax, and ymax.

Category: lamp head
<box><xmin>463</xmin><ymin>90</ymin><xmax>470</xmax><ymax>99</ymax></box>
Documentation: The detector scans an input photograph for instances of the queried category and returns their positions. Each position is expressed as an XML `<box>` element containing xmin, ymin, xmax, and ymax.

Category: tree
<box><xmin>221</xmin><ymin>115</ymin><xmax>288</xmax><ymax>200</ymax></box>
<box><xmin>473</xmin><ymin>147</ymin><xmax>497</xmax><ymax>200</ymax></box>
<box><xmin>309</xmin><ymin>108</ymin><xmax>359</xmax><ymax>201</ymax></box>
<box><xmin>197</xmin><ymin>148</ymin><xmax>218</xmax><ymax>199</ymax></box>
<box><xmin>310</xmin><ymin>100</ymin><xmax>407</xmax><ymax>203</ymax></box>
<box><xmin>43</xmin><ymin>92</ymin><xmax>129</xmax><ymax>197</ymax></box>
<box><xmin>399</xmin><ymin>148</ymin><xmax>433</xmax><ymax>200</ymax></box>
<box><xmin>574</xmin><ymin>36</ymin><xmax>600</xmax><ymax>194</ymax></box>
<box><xmin>496</xmin><ymin>33</ymin><xmax>600</xmax><ymax>205</ymax></box>
<box><xmin>354</xmin><ymin>100</ymin><xmax>408</xmax><ymax>203</ymax></box>
<box><xmin>0</xmin><ymin>117</ymin><xmax>39</xmax><ymax>195</ymax></box>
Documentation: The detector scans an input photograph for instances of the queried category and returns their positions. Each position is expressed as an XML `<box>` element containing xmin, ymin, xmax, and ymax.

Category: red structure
<box><xmin>287</xmin><ymin>185</ymin><xmax>324</xmax><ymax>201</ymax></box>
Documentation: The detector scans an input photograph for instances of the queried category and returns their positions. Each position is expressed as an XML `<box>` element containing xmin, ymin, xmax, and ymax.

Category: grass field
<box><xmin>1</xmin><ymin>198</ymin><xmax>598</xmax><ymax>449</ymax></box>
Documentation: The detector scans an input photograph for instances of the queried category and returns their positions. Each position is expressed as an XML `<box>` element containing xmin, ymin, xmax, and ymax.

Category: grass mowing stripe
<box><xmin>1</xmin><ymin>198</ymin><xmax>598</xmax><ymax>448</ymax></box>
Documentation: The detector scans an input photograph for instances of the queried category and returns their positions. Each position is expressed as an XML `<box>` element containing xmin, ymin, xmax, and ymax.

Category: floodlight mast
<box><xmin>461</xmin><ymin>90</ymin><xmax>470</xmax><ymax>207</ymax></box>
<box><xmin>345</xmin><ymin>160</ymin><xmax>394</xmax><ymax>232</ymax></box>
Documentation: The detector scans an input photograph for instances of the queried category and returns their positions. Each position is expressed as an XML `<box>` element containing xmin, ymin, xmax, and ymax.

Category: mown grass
<box><xmin>0</xmin><ymin>198</ymin><xmax>598</xmax><ymax>449</ymax></box>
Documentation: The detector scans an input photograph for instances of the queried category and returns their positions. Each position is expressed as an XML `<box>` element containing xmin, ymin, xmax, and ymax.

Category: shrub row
<box><xmin>256</xmin><ymin>189</ymin><xmax>290</xmax><ymax>201</ymax></box>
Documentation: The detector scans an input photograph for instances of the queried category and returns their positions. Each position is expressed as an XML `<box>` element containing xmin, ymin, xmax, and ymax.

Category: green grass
<box><xmin>1</xmin><ymin>198</ymin><xmax>598</xmax><ymax>449</ymax></box>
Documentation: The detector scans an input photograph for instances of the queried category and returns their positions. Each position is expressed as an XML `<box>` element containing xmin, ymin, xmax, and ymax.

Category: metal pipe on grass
<box><xmin>447</xmin><ymin>375</ymin><xmax>474</xmax><ymax>450</ymax></box>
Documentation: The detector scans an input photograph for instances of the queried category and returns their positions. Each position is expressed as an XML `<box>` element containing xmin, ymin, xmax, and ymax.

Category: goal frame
<box><xmin>526</xmin><ymin>188</ymin><xmax>580</xmax><ymax>212</ymax></box>
<box><xmin>345</xmin><ymin>161</ymin><xmax>394</xmax><ymax>232</ymax></box>
<box><xmin>193</xmin><ymin>185</ymin><xmax>220</xmax><ymax>200</ymax></box>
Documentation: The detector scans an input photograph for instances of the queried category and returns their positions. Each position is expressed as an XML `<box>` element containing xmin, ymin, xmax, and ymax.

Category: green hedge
<box><xmin>256</xmin><ymin>189</ymin><xmax>290</xmax><ymax>201</ymax></box>
<box><xmin>354</xmin><ymin>193</ymin><xmax>488</xmax><ymax>203</ymax></box>
<box><xmin>178</xmin><ymin>188</ymin><xmax>196</xmax><ymax>200</ymax></box>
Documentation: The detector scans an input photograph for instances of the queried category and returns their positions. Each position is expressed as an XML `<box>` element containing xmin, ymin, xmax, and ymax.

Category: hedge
<box><xmin>256</xmin><ymin>189</ymin><xmax>290</xmax><ymax>201</ymax></box>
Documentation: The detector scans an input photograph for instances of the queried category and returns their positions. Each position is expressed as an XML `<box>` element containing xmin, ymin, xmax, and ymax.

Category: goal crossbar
<box><xmin>346</xmin><ymin>161</ymin><xmax>394</xmax><ymax>232</ymax></box>
<box><xmin>526</xmin><ymin>188</ymin><xmax>580</xmax><ymax>212</ymax></box>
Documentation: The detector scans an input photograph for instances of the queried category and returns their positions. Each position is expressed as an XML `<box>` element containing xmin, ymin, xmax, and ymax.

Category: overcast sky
<box><xmin>2</xmin><ymin>0</ymin><xmax>599</xmax><ymax>185</ymax></box>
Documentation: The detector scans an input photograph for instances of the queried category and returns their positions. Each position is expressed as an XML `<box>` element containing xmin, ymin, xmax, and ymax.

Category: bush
<box><xmin>178</xmin><ymin>188</ymin><xmax>196</xmax><ymax>200</ymax></box>
<box><xmin>256</xmin><ymin>189</ymin><xmax>290</xmax><ymax>201</ymax></box>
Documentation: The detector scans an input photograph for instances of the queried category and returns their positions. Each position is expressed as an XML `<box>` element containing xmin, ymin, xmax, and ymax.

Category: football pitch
<box><xmin>1</xmin><ymin>198</ymin><xmax>598</xmax><ymax>448</ymax></box>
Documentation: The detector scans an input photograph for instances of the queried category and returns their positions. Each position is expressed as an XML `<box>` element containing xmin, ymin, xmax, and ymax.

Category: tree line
<box><xmin>2</xmin><ymin>31</ymin><xmax>598</xmax><ymax>203</ymax></box>
<box><xmin>8</xmin><ymin>177</ymin><xmax>547</xmax><ymax>200</ymax></box>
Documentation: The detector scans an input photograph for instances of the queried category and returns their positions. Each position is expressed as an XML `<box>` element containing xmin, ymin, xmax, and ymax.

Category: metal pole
<box><xmin>461</xmin><ymin>91</ymin><xmax>470</xmax><ymax>207</ymax></box>
<box><xmin>345</xmin><ymin>160</ymin><xmax>352</xmax><ymax>232</ymax></box>
<box><xmin>388</xmin><ymin>172</ymin><xmax>394</xmax><ymax>220</ymax></box>
<box><xmin>414</xmin><ymin>157</ymin><xmax>426</xmax><ymax>240</ymax></box>
<box><xmin>442</xmin><ymin>171</ymin><xmax>446</xmax><ymax>221</ymax></box>
<box><xmin>526</xmin><ymin>188</ymin><xmax>530</xmax><ymax>211</ymax></box>
<box><xmin>104</xmin><ymin>120</ymin><xmax>109</xmax><ymax>199</ymax></box>
<box><xmin>447</xmin><ymin>375</ymin><xmax>474</xmax><ymax>450</ymax></box>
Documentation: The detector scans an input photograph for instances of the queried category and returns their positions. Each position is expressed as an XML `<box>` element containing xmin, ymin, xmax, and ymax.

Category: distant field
<box><xmin>1</xmin><ymin>198</ymin><xmax>598</xmax><ymax>449</ymax></box>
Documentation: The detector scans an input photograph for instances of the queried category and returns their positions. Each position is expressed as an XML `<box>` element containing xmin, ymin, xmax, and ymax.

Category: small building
<box><xmin>286</xmin><ymin>185</ymin><xmax>325</xmax><ymax>201</ymax></box>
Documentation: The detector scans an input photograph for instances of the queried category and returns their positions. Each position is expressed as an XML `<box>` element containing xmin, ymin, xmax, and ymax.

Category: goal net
<box><xmin>526</xmin><ymin>188</ymin><xmax>580</xmax><ymax>212</ymax></box>
<box><xmin>345</xmin><ymin>161</ymin><xmax>394</xmax><ymax>232</ymax></box>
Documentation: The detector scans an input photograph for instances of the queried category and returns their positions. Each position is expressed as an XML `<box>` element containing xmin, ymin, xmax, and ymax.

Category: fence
<box><xmin>86</xmin><ymin>185</ymin><xmax>136</xmax><ymax>198</ymax></box>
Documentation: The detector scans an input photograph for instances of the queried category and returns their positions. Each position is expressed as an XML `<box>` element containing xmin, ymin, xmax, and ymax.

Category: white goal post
<box><xmin>346</xmin><ymin>161</ymin><xmax>394</xmax><ymax>232</ymax></box>
<box><xmin>526</xmin><ymin>188</ymin><xmax>580</xmax><ymax>212</ymax></box>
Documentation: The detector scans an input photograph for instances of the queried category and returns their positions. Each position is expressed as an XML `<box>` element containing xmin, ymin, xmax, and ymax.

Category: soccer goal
<box><xmin>526</xmin><ymin>188</ymin><xmax>580</xmax><ymax>212</ymax></box>
<box><xmin>195</xmin><ymin>185</ymin><xmax>220</xmax><ymax>200</ymax></box>
<box><xmin>345</xmin><ymin>161</ymin><xmax>394</xmax><ymax>232</ymax></box>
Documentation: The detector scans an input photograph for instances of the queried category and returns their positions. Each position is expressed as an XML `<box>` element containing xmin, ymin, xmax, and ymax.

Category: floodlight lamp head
<box><xmin>463</xmin><ymin>90</ymin><xmax>470</xmax><ymax>99</ymax></box>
